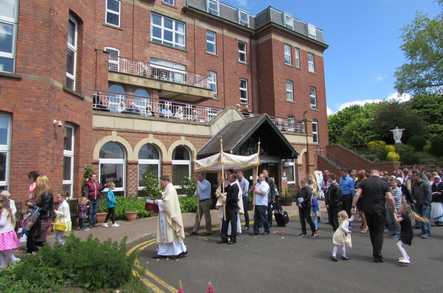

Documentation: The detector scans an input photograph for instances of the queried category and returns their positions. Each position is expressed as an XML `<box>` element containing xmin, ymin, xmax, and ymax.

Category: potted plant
<box><xmin>141</xmin><ymin>172</ymin><xmax>162</xmax><ymax>214</ymax></box>
<box><xmin>126</xmin><ymin>210</ymin><xmax>138</xmax><ymax>221</ymax></box>
<box><xmin>96</xmin><ymin>198</ymin><xmax>107</xmax><ymax>223</ymax></box>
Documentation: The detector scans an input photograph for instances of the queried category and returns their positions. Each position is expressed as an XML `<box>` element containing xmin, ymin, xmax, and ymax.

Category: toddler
<box><xmin>331</xmin><ymin>210</ymin><xmax>354</xmax><ymax>262</ymax></box>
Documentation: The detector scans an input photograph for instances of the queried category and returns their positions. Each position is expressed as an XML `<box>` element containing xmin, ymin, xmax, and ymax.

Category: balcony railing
<box><xmin>108</xmin><ymin>56</ymin><xmax>211</xmax><ymax>90</ymax></box>
<box><xmin>243</xmin><ymin>112</ymin><xmax>305</xmax><ymax>134</ymax></box>
<box><xmin>92</xmin><ymin>92</ymin><xmax>221</xmax><ymax>123</ymax></box>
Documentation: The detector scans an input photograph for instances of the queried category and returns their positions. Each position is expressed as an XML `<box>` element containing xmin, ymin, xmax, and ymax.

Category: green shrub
<box><xmin>0</xmin><ymin>236</ymin><xmax>136</xmax><ymax>292</ymax></box>
<box><xmin>179</xmin><ymin>196</ymin><xmax>198</xmax><ymax>213</ymax></box>
<box><xmin>430</xmin><ymin>136</ymin><xmax>443</xmax><ymax>157</ymax></box>
<box><xmin>396</xmin><ymin>144</ymin><xmax>420</xmax><ymax>165</ymax></box>
<box><xmin>115</xmin><ymin>197</ymin><xmax>151</xmax><ymax>219</ymax></box>
<box><xmin>386</xmin><ymin>151</ymin><xmax>400</xmax><ymax>161</ymax></box>
<box><xmin>367</xmin><ymin>140</ymin><xmax>387</xmax><ymax>160</ymax></box>
<box><xmin>385</xmin><ymin>144</ymin><xmax>396</xmax><ymax>153</ymax></box>
<box><xmin>181</xmin><ymin>177</ymin><xmax>197</xmax><ymax>197</ymax></box>
<box><xmin>140</xmin><ymin>172</ymin><xmax>162</xmax><ymax>199</ymax></box>
<box><xmin>407</xmin><ymin>135</ymin><xmax>427</xmax><ymax>151</ymax></box>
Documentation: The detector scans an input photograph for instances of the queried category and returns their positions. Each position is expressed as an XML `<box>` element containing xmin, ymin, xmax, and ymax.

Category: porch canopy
<box><xmin>197</xmin><ymin>114</ymin><xmax>298</xmax><ymax>163</ymax></box>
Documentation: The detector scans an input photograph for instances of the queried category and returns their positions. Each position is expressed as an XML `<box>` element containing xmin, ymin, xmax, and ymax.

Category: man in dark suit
<box><xmin>263</xmin><ymin>170</ymin><xmax>277</xmax><ymax>227</ymax></box>
<box><xmin>220</xmin><ymin>173</ymin><xmax>240</xmax><ymax>244</ymax></box>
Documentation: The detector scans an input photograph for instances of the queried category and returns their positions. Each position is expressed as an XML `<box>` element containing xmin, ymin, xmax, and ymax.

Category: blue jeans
<box><xmin>419</xmin><ymin>204</ymin><xmax>431</xmax><ymax>236</ymax></box>
<box><xmin>89</xmin><ymin>199</ymin><xmax>98</xmax><ymax>227</ymax></box>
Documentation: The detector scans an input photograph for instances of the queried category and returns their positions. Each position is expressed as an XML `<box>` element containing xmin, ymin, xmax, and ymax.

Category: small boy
<box><xmin>103</xmin><ymin>182</ymin><xmax>119</xmax><ymax>228</ymax></box>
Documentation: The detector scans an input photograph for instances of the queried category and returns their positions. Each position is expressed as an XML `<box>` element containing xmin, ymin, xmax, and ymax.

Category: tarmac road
<box><xmin>139</xmin><ymin>221</ymin><xmax>443</xmax><ymax>293</ymax></box>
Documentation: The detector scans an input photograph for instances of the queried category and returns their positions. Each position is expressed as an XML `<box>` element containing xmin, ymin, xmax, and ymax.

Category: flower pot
<box><xmin>96</xmin><ymin>212</ymin><xmax>107</xmax><ymax>223</ymax></box>
<box><xmin>126</xmin><ymin>211</ymin><xmax>138</xmax><ymax>221</ymax></box>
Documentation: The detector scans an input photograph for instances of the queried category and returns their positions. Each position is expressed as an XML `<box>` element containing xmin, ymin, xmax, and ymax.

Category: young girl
<box><xmin>78</xmin><ymin>196</ymin><xmax>90</xmax><ymax>231</ymax></box>
<box><xmin>331</xmin><ymin>210</ymin><xmax>354</xmax><ymax>262</ymax></box>
<box><xmin>395</xmin><ymin>201</ymin><xmax>428</xmax><ymax>265</ymax></box>
<box><xmin>0</xmin><ymin>193</ymin><xmax>19</xmax><ymax>270</ymax></box>
<box><xmin>53</xmin><ymin>193</ymin><xmax>72</xmax><ymax>245</ymax></box>
<box><xmin>311</xmin><ymin>193</ymin><xmax>320</xmax><ymax>233</ymax></box>
<box><xmin>103</xmin><ymin>182</ymin><xmax>119</xmax><ymax>228</ymax></box>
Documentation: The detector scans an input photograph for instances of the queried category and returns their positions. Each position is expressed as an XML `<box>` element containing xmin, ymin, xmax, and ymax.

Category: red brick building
<box><xmin>0</xmin><ymin>0</ymin><xmax>328</xmax><ymax>202</ymax></box>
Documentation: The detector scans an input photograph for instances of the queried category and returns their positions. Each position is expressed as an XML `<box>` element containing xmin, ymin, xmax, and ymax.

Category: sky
<box><xmin>224</xmin><ymin>0</ymin><xmax>441</xmax><ymax>114</ymax></box>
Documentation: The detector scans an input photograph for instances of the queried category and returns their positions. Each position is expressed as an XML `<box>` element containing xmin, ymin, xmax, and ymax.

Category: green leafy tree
<box><xmin>141</xmin><ymin>172</ymin><xmax>162</xmax><ymax>199</ymax></box>
<box><xmin>395</xmin><ymin>2</ymin><xmax>443</xmax><ymax>95</ymax></box>
<box><xmin>407</xmin><ymin>94</ymin><xmax>443</xmax><ymax>139</ymax></box>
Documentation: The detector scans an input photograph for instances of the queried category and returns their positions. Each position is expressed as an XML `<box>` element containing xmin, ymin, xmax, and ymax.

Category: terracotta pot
<box><xmin>126</xmin><ymin>211</ymin><xmax>138</xmax><ymax>221</ymax></box>
<box><xmin>96</xmin><ymin>212</ymin><xmax>107</xmax><ymax>223</ymax></box>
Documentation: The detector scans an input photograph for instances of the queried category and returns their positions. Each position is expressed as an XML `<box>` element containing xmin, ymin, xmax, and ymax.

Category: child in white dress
<box><xmin>331</xmin><ymin>210</ymin><xmax>354</xmax><ymax>261</ymax></box>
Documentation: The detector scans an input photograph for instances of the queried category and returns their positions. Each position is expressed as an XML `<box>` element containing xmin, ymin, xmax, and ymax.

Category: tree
<box><xmin>407</xmin><ymin>93</ymin><xmax>443</xmax><ymax>139</ymax></box>
<box><xmin>372</xmin><ymin>102</ymin><xmax>425</xmax><ymax>143</ymax></box>
<box><xmin>395</xmin><ymin>3</ymin><xmax>443</xmax><ymax>95</ymax></box>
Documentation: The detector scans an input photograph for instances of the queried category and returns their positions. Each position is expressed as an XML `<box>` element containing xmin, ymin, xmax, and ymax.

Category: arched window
<box><xmin>172</xmin><ymin>146</ymin><xmax>191</xmax><ymax>186</ymax></box>
<box><xmin>107</xmin><ymin>84</ymin><xmax>126</xmax><ymax>112</ymax></box>
<box><xmin>99</xmin><ymin>142</ymin><xmax>126</xmax><ymax>193</ymax></box>
<box><xmin>108</xmin><ymin>84</ymin><xmax>125</xmax><ymax>94</ymax></box>
<box><xmin>134</xmin><ymin>88</ymin><xmax>150</xmax><ymax>98</ymax></box>
<box><xmin>138</xmin><ymin>144</ymin><xmax>161</xmax><ymax>189</ymax></box>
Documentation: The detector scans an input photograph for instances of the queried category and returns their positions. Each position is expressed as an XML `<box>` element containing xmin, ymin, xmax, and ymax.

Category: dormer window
<box><xmin>207</xmin><ymin>0</ymin><xmax>220</xmax><ymax>16</ymax></box>
<box><xmin>307</xmin><ymin>23</ymin><xmax>317</xmax><ymax>39</ymax></box>
<box><xmin>284</xmin><ymin>13</ymin><xmax>294</xmax><ymax>30</ymax></box>
<box><xmin>238</xmin><ymin>10</ymin><xmax>249</xmax><ymax>27</ymax></box>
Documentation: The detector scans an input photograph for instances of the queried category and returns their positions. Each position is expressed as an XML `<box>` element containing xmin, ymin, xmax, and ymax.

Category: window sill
<box><xmin>103</xmin><ymin>23</ymin><xmax>123</xmax><ymax>30</ymax></box>
<box><xmin>0</xmin><ymin>71</ymin><xmax>21</xmax><ymax>80</ymax></box>
<box><xmin>238</xmin><ymin>61</ymin><xmax>248</xmax><ymax>65</ymax></box>
<box><xmin>206</xmin><ymin>51</ymin><xmax>217</xmax><ymax>57</ymax></box>
<box><xmin>63</xmin><ymin>86</ymin><xmax>85</xmax><ymax>100</ymax></box>
<box><xmin>310</xmin><ymin>108</ymin><xmax>319</xmax><ymax>112</ymax></box>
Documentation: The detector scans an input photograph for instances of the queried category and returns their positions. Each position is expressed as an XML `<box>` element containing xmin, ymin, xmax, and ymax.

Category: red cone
<box><xmin>205</xmin><ymin>282</ymin><xmax>215</xmax><ymax>293</ymax></box>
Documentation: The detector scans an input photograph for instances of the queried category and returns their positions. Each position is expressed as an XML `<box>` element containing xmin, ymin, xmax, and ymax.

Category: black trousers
<box><xmin>105</xmin><ymin>207</ymin><xmax>116</xmax><ymax>224</ymax></box>
<box><xmin>267</xmin><ymin>202</ymin><xmax>273</xmax><ymax>226</ymax></box>
<box><xmin>299</xmin><ymin>205</ymin><xmax>316</xmax><ymax>235</ymax></box>
<box><xmin>221</xmin><ymin>209</ymin><xmax>238</xmax><ymax>242</ymax></box>
<box><xmin>242</xmin><ymin>197</ymin><xmax>250</xmax><ymax>228</ymax></box>
<box><xmin>328</xmin><ymin>206</ymin><xmax>339</xmax><ymax>231</ymax></box>
<box><xmin>254</xmin><ymin>205</ymin><xmax>269</xmax><ymax>234</ymax></box>
<box><xmin>365</xmin><ymin>210</ymin><xmax>385</xmax><ymax>259</ymax></box>
<box><xmin>342</xmin><ymin>196</ymin><xmax>353</xmax><ymax>218</ymax></box>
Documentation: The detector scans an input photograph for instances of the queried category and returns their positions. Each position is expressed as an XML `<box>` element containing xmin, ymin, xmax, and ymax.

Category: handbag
<box><xmin>53</xmin><ymin>219</ymin><xmax>66</xmax><ymax>232</ymax></box>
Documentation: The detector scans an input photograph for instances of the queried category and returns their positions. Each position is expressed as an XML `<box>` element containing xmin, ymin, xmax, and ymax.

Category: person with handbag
<box><xmin>53</xmin><ymin>193</ymin><xmax>71</xmax><ymax>245</ymax></box>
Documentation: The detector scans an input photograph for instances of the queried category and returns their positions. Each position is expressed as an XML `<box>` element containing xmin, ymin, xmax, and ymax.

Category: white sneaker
<box><xmin>102</xmin><ymin>223</ymin><xmax>109</xmax><ymax>228</ymax></box>
<box><xmin>112</xmin><ymin>223</ymin><xmax>120</xmax><ymax>227</ymax></box>
<box><xmin>398</xmin><ymin>257</ymin><xmax>411</xmax><ymax>265</ymax></box>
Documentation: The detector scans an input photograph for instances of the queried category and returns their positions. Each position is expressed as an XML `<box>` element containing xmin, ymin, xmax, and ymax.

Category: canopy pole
<box><xmin>220</xmin><ymin>137</ymin><xmax>224</xmax><ymax>194</ymax></box>
<box><xmin>254</xmin><ymin>140</ymin><xmax>261</xmax><ymax>184</ymax></box>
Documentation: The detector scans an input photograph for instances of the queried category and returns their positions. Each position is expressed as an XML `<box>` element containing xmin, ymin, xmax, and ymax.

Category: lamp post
<box><xmin>390</xmin><ymin>126</ymin><xmax>405</xmax><ymax>144</ymax></box>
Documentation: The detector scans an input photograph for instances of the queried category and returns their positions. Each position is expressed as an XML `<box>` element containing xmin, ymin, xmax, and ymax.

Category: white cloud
<box><xmin>327</xmin><ymin>106</ymin><xmax>334</xmax><ymax>116</ymax></box>
<box><xmin>335</xmin><ymin>92</ymin><xmax>412</xmax><ymax>112</ymax></box>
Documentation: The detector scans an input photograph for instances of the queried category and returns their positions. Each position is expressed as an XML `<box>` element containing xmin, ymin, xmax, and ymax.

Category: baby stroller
<box><xmin>273</xmin><ymin>199</ymin><xmax>289</xmax><ymax>227</ymax></box>
<box><xmin>18</xmin><ymin>206</ymin><xmax>40</xmax><ymax>242</ymax></box>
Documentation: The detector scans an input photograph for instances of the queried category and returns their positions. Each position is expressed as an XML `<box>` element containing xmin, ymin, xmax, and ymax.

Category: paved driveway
<box><xmin>139</xmin><ymin>221</ymin><xmax>443</xmax><ymax>293</ymax></box>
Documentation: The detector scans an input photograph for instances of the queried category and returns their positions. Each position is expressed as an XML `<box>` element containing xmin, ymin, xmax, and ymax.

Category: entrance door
<box><xmin>260</xmin><ymin>163</ymin><xmax>280</xmax><ymax>187</ymax></box>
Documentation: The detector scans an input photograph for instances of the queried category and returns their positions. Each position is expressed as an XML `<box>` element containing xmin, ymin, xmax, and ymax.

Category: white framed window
<box><xmin>284</xmin><ymin>13</ymin><xmax>294</xmax><ymax>30</ymax></box>
<box><xmin>239</xmin><ymin>79</ymin><xmax>248</xmax><ymax>104</ymax></box>
<box><xmin>62</xmin><ymin>124</ymin><xmax>75</xmax><ymax>198</ymax></box>
<box><xmin>162</xmin><ymin>0</ymin><xmax>175</xmax><ymax>6</ymax></box>
<box><xmin>66</xmin><ymin>16</ymin><xmax>78</xmax><ymax>91</ymax></box>
<box><xmin>0</xmin><ymin>113</ymin><xmax>11</xmax><ymax>191</ymax></box>
<box><xmin>310</xmin><ymin>86</ymin><xmax>318</xmax><ymax>110</ymax></box>
<box><xmin>150</xmin><ymin>58</ymin><xmax>187</xmax><ymax>84</ymax></box>
<box><xmin>206</xmin><ymin>31</ymin><xmax>216</xmax><ymax>54</ymax></box>
<box><xmin>0</xmin><ymin>0</ymin><xmax>18</xmax><ymax>73</ymax></box>
<box><xmin>207</xmin><ymin>0</ymin><xmax>220</xmax><ymax>16</ymax></box>
<box><xmin>283</xmin><ymin>160</ymin><xmax>296</xmax><ymax>184</ymax></box>
<box><xmin>287</xmin><ymin>116</ymin><xmax>295</xmax><ymax>131</ymax></box>
<box><xmin>286</xmin><ymin>80</ymin><xmax>294</xmax><ymax>102</ymax></box>
<box><xmin>105</xmin><ymin>0</ymin><xmax>121</xmax><ymax>27</ymax></box>
<box><xmin>307</xmin><ymin>52</ymin><xmax>315</xmax><ymax>73</ymax></box>
<box><xmin>312</xmin><ymin>119</ymin><xmax>319</xmax><ymax>144</ymax></box>
<box><xmin>295</xmin><ymin>47</ymin><xmax>301</xmax><ymax>68</ymax></box>
<box><xmin>138</xmin><ymin>144</ymin><xmax>161</xmax><ymax>190</ymax></box>
<box><xmin>151</xmin><ymin>13</ymin><xmax>186</xmax><ymax>49</ymax></box>
<box><xmin>238</xmin><ymin>10</ymin><xmax>249</xmax><ymax>26</ymax></box>
<box><xmin>104</xmin><ymin>47</ymin><xmax>120</xmax><ymax>72</ymax></box>
<box><xmin>99</xmin><ymin>142</ymin><xmax>126</xmax><ymax>193</ymax></box>
<box><xmin>284</xmin><ymin>44</ymin><xmax>292</xmax><ymax>65</ymax></box>
<box><xmin>172</xmin><ymin>146</ymin><xmax>191</xmax><ymax>187</ymax></box>
<box><xmin>207</xmin><ymin>71</ymin><xmax>217</xmax><ymax>94</ymax></box>
<box><xmin>238</xmin><ymin>41</ymin><xmax>247</xmax><ymax>63</ymax></box>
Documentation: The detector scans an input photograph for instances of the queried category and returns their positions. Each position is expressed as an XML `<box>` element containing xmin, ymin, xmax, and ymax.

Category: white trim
<box><xmin>99</xmin><ymin>159</ymin><xmax>126</xmax><ymax>192</ymax></box>
<box><xmin>62</xmin><ymin>124</ymin><xmax>75</xmax><ymax>198</ymax></box>
<box><xmin>162</xmin><ymin>0</ymin><xmax>175</xmax><ymax>6</ymax></box>
<box><xmin>309</xmin><ymin>86</ymin><xmax>318</xmax><ymax>110</ymax></box>
<box><xmin>284</xmin><ymin>161</ymin><xmax>296</xmax><ymax>184</ymax></box>
<box><xmin>312</xmin><ymin>120</ymin><xmax>319</xmax><ymax>144</ymax></box>
<box><xmin>104</xmin><ymin>47</ymin><xmax>120</xmax><ymax>72</ymax></box>
<box><xmin>238</xmin><ymin>10</ymin><xmax>249</xmax><ymax>27</ymax></box>
<box><xmin>239</xmin><ymin>79</ymin><xmax>248</xmax><ymax>104</ymax></box>
<box><xmin>207</xmin><ymin>0</ymin><xmax>220</xmax><ymax>16</ymax></box>
<box><xmin>0</xmin><ymin>113</ymin><xmax>11</xmax><ymax>190</ymax></box>
<box><xmin>66</xmin><ymin>16</ymin><xmax>78</xmax><ymax>90</ymax></box>
<box><xmin>0</xmin><ymin>0</ymin><xmax>18</xmax><ymax>73</ymax></box>
<box><xmin>205</xmin><ymin>30</ymin><xmax>217</xmax><ymax>54</ymax></box>
<box><xmin>284</xmin><ymin>44</ymin><xmax>292</xmax><ymax>65</ymax></box>
<box><xmin>294</xmin><ymin>47</ymin><xmax>301</xmax><ymax>68</ymax></box>
<box><xmin>105</xmin><ymin>0</ymin><xmax>121</xmax><ymax>27</ymax></box>
<box><xmin>207</xmin><ymin>71</ymin><xmax>217</xmax><ymax>94</ymax></box>
<box><xmin>238</xmin><ymin>40</ymin><xmax>247</xmax><ymax>64</ymax></box>
<box><xmin>150</xmin><ymin>13</ymin><xmax>186</xmax><ymax>49</ymax></box>
<box><xmin>138</xmin><ymin>160</ymin><xmax>161</xmax><ymax>190</ymax></box>
<box><xmin>307</xmin><ymin>52</ymin><xmax>315</xmax><ymax>73</ymax></box>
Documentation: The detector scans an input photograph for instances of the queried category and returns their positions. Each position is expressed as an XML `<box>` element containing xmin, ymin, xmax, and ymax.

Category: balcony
<box><xmin>107</xmin><ymin>57</ymin><xmax>216</xmax><ymax>102</ymax></box>
<box><xmin>92</xmin><ymin>92</ymin><xmax>221</xmax><ymax>123</ymax></box>
<box><xmin>243</xmin><ymin>113</ymin><xmax>305</xmax><ymax>134</ymax></box>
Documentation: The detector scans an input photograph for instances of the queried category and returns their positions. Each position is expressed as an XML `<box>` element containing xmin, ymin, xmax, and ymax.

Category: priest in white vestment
<box><xmin>148</xmin><ymin>176</ymin><xmax>187</xmax><ymax>258</ymax></box>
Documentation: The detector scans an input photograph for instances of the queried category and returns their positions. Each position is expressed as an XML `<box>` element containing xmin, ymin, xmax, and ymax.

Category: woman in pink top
<box><xmin>27</xmin><ymin>171</ymin><xmax>40</xmax><ymax>201</ymax></box>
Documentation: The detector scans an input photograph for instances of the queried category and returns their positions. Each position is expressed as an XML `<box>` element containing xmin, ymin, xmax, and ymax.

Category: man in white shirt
<box><xmin>253</xmin><ymin>173</ymin><xmax>270</xmax><ymax>235</ymax></box>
